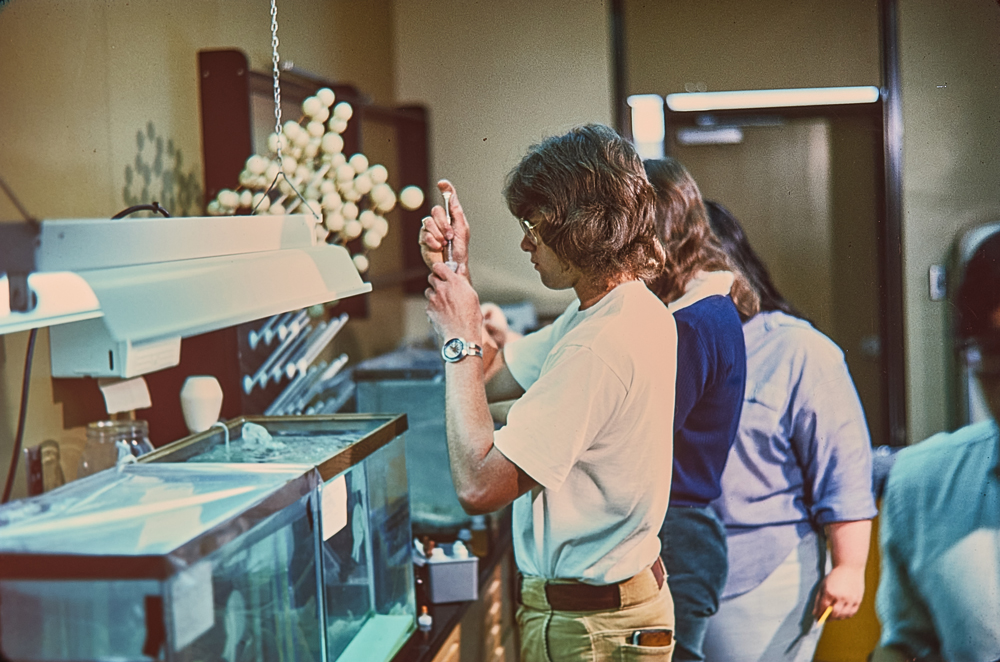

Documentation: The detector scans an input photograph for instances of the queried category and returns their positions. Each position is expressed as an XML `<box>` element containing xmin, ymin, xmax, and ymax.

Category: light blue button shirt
<box><xmin>877</xmin><ymin>419</ymin><xmax>1000</xmax><ymax>662</ymax></box>
<box><xmin>711</xmin><ymin>311</ymin><xmax>877</xmax><ymax>597</ymax></box>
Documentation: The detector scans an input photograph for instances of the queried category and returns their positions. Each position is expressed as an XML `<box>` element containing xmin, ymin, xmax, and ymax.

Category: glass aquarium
<box><xmin>0</xmin><ymin>463</ymin><xmax>324</xmax><ymax>662</ymax></box>
<box><xmin>353</xmin><ymin>348</ymin><xmax>472</xmax><ymax>534</ymax></box>
<box><xmin>140</xmin><ymin>414</ymin><xmax>416</xmax><ymax>662</ymax></box>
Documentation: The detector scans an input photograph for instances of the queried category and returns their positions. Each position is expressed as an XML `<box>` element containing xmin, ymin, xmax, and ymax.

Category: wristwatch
<box><xmin>441</xmin><ymin>337</ymin><xmax>484</xmax><ymax>363</ymax></box>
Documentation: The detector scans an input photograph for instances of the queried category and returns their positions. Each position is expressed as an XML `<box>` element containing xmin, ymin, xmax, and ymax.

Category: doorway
<box><xmin>667</xmin><ymin>109</ymin><xmax>888</xmax><ymax>445</ymax></box>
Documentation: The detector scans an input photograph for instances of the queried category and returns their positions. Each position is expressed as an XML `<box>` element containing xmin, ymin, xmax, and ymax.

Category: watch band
<box><xmin>442</xmin><ymin>337</ymin><xmax>484</xmax><ymax>362</ymax></box>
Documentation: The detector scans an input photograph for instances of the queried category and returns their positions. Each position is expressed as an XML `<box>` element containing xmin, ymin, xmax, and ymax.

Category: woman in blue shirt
<box><xmin>643</xmin><ymin>159</ymin><xmax>758</xmax><ymax>662</ymax></box>
<box><xmin>702</xmin><ymin>202</ymin><xmax>877</xmax><ymax>662</ymax></box>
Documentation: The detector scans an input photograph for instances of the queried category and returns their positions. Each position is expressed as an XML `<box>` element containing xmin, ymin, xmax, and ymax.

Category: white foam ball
<box><xmin>316</xmin><ymin>87</ymin><xmax>335</xmax><ymax>107</ymax></box>
<box><xmin>341</xmin><ymin>186</ymin><xmax>362</xmax><ymax>202</ymax></box>
<box><xmin>252</xmin><ymin>192</ymin><xmax>271</xmax><ymax>212</ymax></box>
<box><xmin>207</xmin><ymin>200</ymin><xmax>222</xmax><ymax>215</ymax></box>
<box><xmin>363</xmin><ymin>229</ymin><xmax>382</xmax><ymax>250</ymax></box>
<box><xmin>293</xmin><ymin>129</ymin><xmax>311</xmax><ymax>149</ymax></box>
<box><xmin>278</xmin><ymin>179</ymin><xmax>294</xmax><ymax>196</ymax></box>
<box><xmin>283</xmin><ymin>121</ymin><xmax>302</xmax><ymax>140</ymax></box>
<box><xmin>352</xmin><ymin>253</ymin><xmax>369</xmax><ymax>273</ymax></box>
<box><xmin>359</xmin><ymin>210</ymin><xmax>378</xmax><ymax>229</ymax></box>
<box><xmin>342</xmin><ymin>202</ymin><xmax>360</xmax><ymax>220</ymax></box>
<box><xmin>333</xmin><ymin>101</ymin><xmax>353</xmax><ymax>121</ymax></box>
<box><xmin>217</xmin><ymin>189</ymin><xmax>239</xmax><ymax>209</ymax></box>
<box><xmin>328</xmin><ymin>118</ymin><xmax>348</xmax><ymax>134</ymax></box>
<box><xmin>307</xmin><ymin>121</ymin><xmax>325</xmax><ymax>138</ymax></box>
<box><xmin>312</xmin><ymin>106</ymin><xmax>330</xmax><ymax>124</ymax></box>
<box><xmin>246</xmin><ymin>154</ymin><xmax>268</xmax><ymax>175</ymax></box>
<box><xmin>324</xmin><ymin>212</ymin><xmax>345</xmax><ymax>232</ymax></box>
<box><xmin>265</xmin><ymin>162</ymin><xmax>281</xmax><ymax>182</ymax></box>
<box><xmin>239</xmin><ymin>189</ymin><xmax>253</xmax><ymax>208</ymax></box>
<box><xmin>295</xmin><ymin>165</ymin><xmax>312</xmax><ymax>183</ymax></box>
<box><xmin>349</xmin><ymin>153</ymin><xmax>369</xmax><ymax>173</ymax></box>
<box><xmin>270</xmin><ymin>202</ymin><xmax>286</xmax><ymax>216</ymax></box>
<box><xmin>343</xmin><ymin>219</ymin><xmax>363</xmax><ymax>239</ymax></box>
<box><xmin>320</xmin><ymin>180</ymin><xmax>336</xmax><ymax>195</ymax></box>
<box><xmin>281</xmin><ymin>156</ymin><xmax>298</xmax><ymax>174</ymax></box>
<box><xmin>321</xmin><ymin>132</ymin><xmax>344</xmax><ymax>154</ymax></box>
<box><xmin>368</xmin><ymin>164</ymin><xmax>389</xmax><ymax>184</ymax></box>
<box><xmin>330</xmin><ymin>152</ymin><xmax>347</xmax><ymax>168</ymax></box>
<box><xmin>353</xmin><ymin>173</ymin><xmax>373</xmax><ymax>194</ymax></box>
<box><xmin>303</xmin><ymin>140</ymin><xmax>320</xmax><ymax>159</ymax></box>
<box><xmin>321</xmin><ymin>192</ymin><xmax>342</xmax><ymax>210</ymax></box>
<box><xmin>336</xmin><ymin>164</ymin><xmax>356</xmax><ymax>182</ymax></box>
<box><xmin>400</xmin><ymin>186</ymin><xmax>425</xmax><ymax>211</ymax></box>
<box><xmin>239</xmin><ymin>170</ymin><xmax>256</xmax><ymax>187</ymax></box>
<box><xmin>302</xmin><ymin>96</ymin><xmax>323</xmax><ymax>118</ymax></box>
<box><xmin>374</xmin><ymin>216</ymin><xmax>389</xmax><ymax>236</ymax></box>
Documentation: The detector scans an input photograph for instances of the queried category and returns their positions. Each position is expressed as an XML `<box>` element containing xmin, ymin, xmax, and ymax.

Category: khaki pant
<box><xmin>517</xmin><ymin>566</ymin><xmax>676</xmax><ymax>662</ymax></box>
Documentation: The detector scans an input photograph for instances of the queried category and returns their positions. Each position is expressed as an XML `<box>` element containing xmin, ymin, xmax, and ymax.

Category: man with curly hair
<box><xmin>420</xmin><ymin>123</ymin><xmax>678</xmax><ymax>661</ymax></box>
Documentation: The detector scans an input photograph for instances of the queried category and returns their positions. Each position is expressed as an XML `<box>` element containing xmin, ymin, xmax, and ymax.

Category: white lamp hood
<box><xmin>0</xmin><ymin>214</ymin><xmax>370</xmax><ymax>377</ymax></box>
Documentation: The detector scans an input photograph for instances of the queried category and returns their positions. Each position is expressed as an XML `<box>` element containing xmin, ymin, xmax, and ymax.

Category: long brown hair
<box><xmin>504</xmin><ymin>124</ymin><xmax>665</xmax><ymax>284</ymax></box>
<box><xmin>643</xmin><ymin>158</ymin><xmax>759</xmax><ymax>319</ymax></box>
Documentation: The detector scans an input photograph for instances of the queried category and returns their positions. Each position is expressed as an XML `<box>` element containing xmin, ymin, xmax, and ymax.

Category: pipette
<box><xmin>443</xmin><ymin>191</ymin><xmax>458</xmax><ymax>272</ymax></box>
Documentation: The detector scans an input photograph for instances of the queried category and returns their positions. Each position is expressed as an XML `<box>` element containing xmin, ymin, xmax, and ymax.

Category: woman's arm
<box><xmin>814</xmin><ymin>519</ymin><xmax>872</xmax><ymax>620</ymax></box>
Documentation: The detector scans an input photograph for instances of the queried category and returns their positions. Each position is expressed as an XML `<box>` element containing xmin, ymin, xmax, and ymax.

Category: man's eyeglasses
<box><xmin>519</xmin><ymin>217</ymin><xmax>540</xmax><ymax>245</ymax></box>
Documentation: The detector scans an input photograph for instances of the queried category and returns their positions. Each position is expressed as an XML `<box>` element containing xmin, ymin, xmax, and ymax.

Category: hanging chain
<box><xmin>270</xmin><ymin>0</ymin><xmax>283</xmax><ymax>164</ymax></box>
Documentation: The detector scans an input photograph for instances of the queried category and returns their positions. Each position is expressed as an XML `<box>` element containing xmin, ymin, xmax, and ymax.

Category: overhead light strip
<box><xmin>665</xmin><ymin>86</ymin><xmax>881</xmax><ymax>112</ymax></box>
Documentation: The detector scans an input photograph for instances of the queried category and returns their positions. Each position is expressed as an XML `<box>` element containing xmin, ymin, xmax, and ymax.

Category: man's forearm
<box><xmin>444</xmin><ymin>359</ymin><xmax>503</xmax><ymax>511</ymax></box>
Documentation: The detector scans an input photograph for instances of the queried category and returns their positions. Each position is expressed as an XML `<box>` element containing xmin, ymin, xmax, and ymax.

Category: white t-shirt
<box><xmin>496</xmin><ymin>279</ymin><xmax>677</xmax><ymax>585</ymax></box>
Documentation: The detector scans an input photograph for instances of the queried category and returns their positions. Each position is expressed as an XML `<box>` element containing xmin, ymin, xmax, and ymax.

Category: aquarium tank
<box><xmin>0</xmin><ymin>463</ymin><xmax>323</xmax><ymax>662</ymax></box>
<box><xmin>140</xmin><ymin>414</ymin><xmax>416</xmax><ymax>662</ymax></box>
<box><xmin>353</xmin><ymin>348</ymin><xmax>473</xmax><ymax>534</ymax></box>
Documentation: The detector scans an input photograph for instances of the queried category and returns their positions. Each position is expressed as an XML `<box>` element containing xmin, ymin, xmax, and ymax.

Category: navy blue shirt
<box><xmin>670</xmin><ymin>295</ymin><xmax>746</xmax><ymax>507</ymax></box>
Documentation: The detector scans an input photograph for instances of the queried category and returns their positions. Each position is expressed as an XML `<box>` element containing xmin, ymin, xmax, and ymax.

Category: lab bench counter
<box><xmin>393</xmin><ymin>514</ymin><xmax>519</xmax><ymax>662</ymax></box>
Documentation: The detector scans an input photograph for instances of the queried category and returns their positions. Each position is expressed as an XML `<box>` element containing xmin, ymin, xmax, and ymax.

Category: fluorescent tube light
<box><xmin>0</xmin><ymin>272</ymin><xmax>102</xmax><ymax>335</ymax></box>
<box><xmin>676</xmin><ymin>127</ymin><xmax>744</xmax><ymax>146</ymax></box>
<box><xmin>666</xmin><ymin>86</ymin><xmax>881</xmax><ymax>112</ymax></box>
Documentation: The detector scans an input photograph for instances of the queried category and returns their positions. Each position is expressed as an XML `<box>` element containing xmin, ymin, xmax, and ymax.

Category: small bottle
<box><xmin>451</xmin><ymin>540</ymin><xmax>470</xmax><ymax>559</ymax></box>
<box><xmin>417</xmin><ymin>605</ymin><xmax>433</xmax><ymax>632</ymax></box>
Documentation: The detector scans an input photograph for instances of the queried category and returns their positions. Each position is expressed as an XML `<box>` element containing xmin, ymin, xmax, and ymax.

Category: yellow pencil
<box><xmin>817</xmin><ymin>605</ymin><xmax>833</xmax><ymax>626</ymax></box>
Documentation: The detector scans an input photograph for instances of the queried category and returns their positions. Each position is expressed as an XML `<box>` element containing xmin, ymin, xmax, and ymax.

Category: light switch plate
<box><xmin>929</xmin><ymin>264</ymin><xmax>947</xmax><ymax>301</ymax></box>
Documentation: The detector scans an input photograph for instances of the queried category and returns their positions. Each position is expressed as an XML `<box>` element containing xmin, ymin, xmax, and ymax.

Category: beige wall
<box><xmin>624</xmin><ymin>0</ymin><xmax>880</xmax><ymax>96</ymax></box>
<box><xmin>392</xmin><ymin>0</ymin><xmax>614</xmax><ymax>317</ymax></box>
<box><xmin>898</xmin><ymin>0</ymin><xmax>1000</xmax><ymax>442</ymax></box>
<box><xmin>0</xmin><ymin>0</ymin><xmax>395</xmax><ymax>499</ymax></box>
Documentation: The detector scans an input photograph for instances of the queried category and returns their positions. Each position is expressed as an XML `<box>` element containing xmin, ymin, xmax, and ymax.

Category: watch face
<box><xmin>442</xmin><ymin>338</ymin><xmax>465</xmax><ymax>362</ymax></box>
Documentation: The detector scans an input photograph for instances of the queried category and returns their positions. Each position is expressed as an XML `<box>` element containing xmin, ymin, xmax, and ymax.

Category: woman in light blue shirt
<box><xmin>701</xmin><ymin>202</ymin><xmax>877</xmax><ymax>662</ymax></box>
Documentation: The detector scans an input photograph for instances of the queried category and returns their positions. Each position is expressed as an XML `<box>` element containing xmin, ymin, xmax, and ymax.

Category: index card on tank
<box><xmin>322</xmin><ymin>474</ymin><xmax>348</xmax><ymax>541</ymax></box>
<box><xmin>171</xmin><ymin>560</ymin><xmax>214</xmax><ymax>649</ymax></box>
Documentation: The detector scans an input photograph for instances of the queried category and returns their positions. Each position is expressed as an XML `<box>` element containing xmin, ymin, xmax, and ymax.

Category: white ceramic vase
<box><xmin>179</xmin><ymin>375</ymin><xmax>224</xmax><ymax>434</ymax></box>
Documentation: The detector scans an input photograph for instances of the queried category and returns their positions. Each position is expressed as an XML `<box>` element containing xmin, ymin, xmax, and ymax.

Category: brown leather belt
<box><xmin>519</xmin><ymin>557</ymin><xmax>666</xmax><ymax>612</ymax></box>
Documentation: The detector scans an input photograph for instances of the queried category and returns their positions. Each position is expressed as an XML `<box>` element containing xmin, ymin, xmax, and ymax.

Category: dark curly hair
<box><xmin>704</xmin><ymin>199</ymin><xmax>808</xmax><ymax>322</ymax></box>
<box><xmin>643</xmin><ymin>158</ymin><xmax>759</xmax><ymax>320</ymax></box>
<box><xmin>956</xmin><ymin>230</ymin><xmax>1000</xmax><ymax>344</ymax></box>
<box><xmin>503</xmin><ymin>123</ymin><xmax>665</xmax><ymax>284</ymax></box>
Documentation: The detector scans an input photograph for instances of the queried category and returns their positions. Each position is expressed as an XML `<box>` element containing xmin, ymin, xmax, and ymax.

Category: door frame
<box><xmin>610</xmin><ymin>0</ymin><xmax>907</xmax><ymax>446</ymax></box>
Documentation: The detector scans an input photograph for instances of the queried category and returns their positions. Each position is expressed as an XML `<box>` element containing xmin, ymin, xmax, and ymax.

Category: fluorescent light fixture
<box><xmin>666</xmin><ymin>86</ymin><xmax>881</xmax><ymax>112</ymax></box>
<box><xmin>0</xmin><ymin>272</ymin><xmax>102</xmax><ymax>335</ymax></box>
<box><xmin>0</xmin><ymin>214</ymin><xmax>371</xmax><ymax>377</ymax></box>
<box><xmin>677</xmin><ymin>127</ymin><xmax>744</xmax><ymax>146</ymax></box>
<box><xmin>627</xmin><ymin>94</ymin><xmax>666</xmax><ymax>160</ymax></box>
